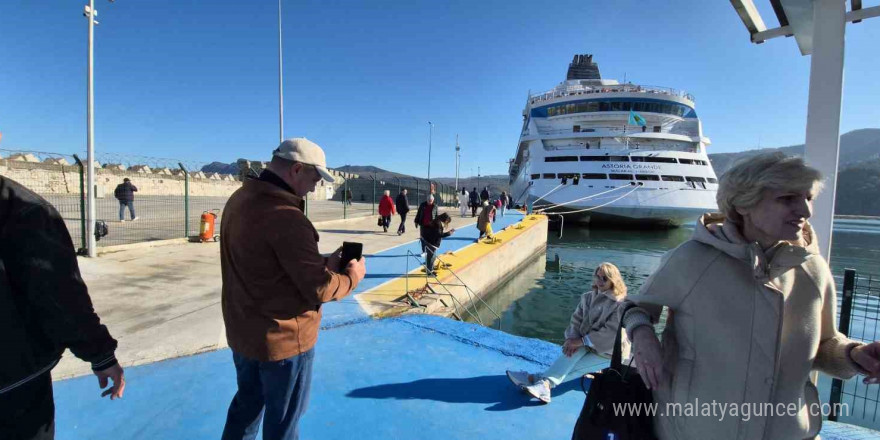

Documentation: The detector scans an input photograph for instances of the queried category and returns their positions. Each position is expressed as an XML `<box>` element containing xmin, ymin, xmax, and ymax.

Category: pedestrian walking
<box><xmin>0</xmin><ymin>176</ymin><xmax>126</xmax><ymax>440</ymax></box>
<box><xmin>480</xmin><ymin>186</ymin><xmax>490</xmax><ymax>203</ymax></box>
<box><xmin>493</xmin><ymin>198</ymin><xmax>502</xmax><ymax>222</ymax></box>
<box><xmin>499</xmin><ymin>192</ymin><xmax>508</xmax><ymax>217</ymax></box>
<box><xmin>420</xmin><ymin>213</ymin><xmax>455</xmax><ymax>276</ymax></box>
<box><xmin>395</xmin><ymin>189</ymin><xmax>410</xmax><ymax>235</ymax></box>
<box><xmin>469</xmin><ymin>187</ymin><xmax>479</xmax><ymax>217</ymax></box>
<box><xmin>477</xmin><ymin>204</ymin><xmax>496</xmax><ymax>239</ymax></box>
<box><xmin>507</xmin><ymin>263</ymin><xmax>630</xmax><ymax>404</ymax></box>
<box><xmin>378</xmin><ymin>190</ymin><xmax>395</xmax><ymax>233</ymax></box>
<box><xmin>220</xmin><ymin>138</ymin><xmax>366</xmax><ymax>440</ymax></box>
<box><xmin>113</xmin><ymin>178</ymin><xmax>138</xmax><ymax>222</ymax></box>
<box><xmin>458</xmin><ymin>187</ymin><xmax>469</xmax><ymax>217</ymax></box>
<box><xmin>345</xmin><ymin>188</ymin><xmax>353</xmax><ymax>206</ymax></box>
<box><xmin>414</xmin><ymin>194</ymin><xmax>439</xmax><ymax>260</ymax></box>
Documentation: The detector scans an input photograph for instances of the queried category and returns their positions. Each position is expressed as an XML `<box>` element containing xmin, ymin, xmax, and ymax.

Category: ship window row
<box><xmin>544</xmin><ymin>155</ymin><xmax>709</xmax><ymax>165</ymax></box>
<box><xmin>532</xmin><ymin>173</ymin><xmax>716</xmax><ymax>184</ymax></box>
<box><xmin>534</xmin><ymin>99</ymin><xmax>695</xmax><ymax>119</ymax></box>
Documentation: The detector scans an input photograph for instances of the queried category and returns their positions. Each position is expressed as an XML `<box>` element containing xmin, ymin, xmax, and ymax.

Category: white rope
<box><xmin>541</xmin><ymin>185</ymin><xmax>641</xmax><ymax>215</ymax></box>
<box><xmin>534</xmin><ymin>182</ymin><xmax>633</xmax><ymax>211</ymax></box>
<box><xmin>531</xmin><ymin>183</ymin><xmax>565</xmax><ymax>205</ymax></box>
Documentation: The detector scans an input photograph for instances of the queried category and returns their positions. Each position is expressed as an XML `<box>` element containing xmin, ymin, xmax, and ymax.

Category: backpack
<box><xmin>114</xmin><ymin>184</ymin><xmax>125</xmax><ymax>200</ymax></box>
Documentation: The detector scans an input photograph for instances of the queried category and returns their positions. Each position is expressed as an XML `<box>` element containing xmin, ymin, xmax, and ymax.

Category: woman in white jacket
<box><xmin>506</xmin><ymin>262</ymin><xmax>630</xmax><ymax>403</ymax></box>
<box><xmin>626</xmin><ymin>153</ymin><xmax>880</xmax><ymax>440</ymax></box>
<box><xmin>457</xmin><ymin>188</ymin><xmax>469</xmax><ymax>217</ymax></box>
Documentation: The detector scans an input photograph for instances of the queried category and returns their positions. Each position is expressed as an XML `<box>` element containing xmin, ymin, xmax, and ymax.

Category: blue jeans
<box><xmin>221</xmin><ymin>349</ymin><xmax>315</xmax><ymax>440</ymax></box>
<box><xmin>118</xmin><ymin>200</ymin><xmax>135</xmax><ymax>220</ymax></box>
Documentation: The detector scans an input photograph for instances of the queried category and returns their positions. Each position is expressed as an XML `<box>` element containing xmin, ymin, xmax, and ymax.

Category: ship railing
<box><xmin>535</xmin><ymin>126</ymin><xmax>699</xmax><ymax>137</ymax></box>
<box><xmin>528</xmin><ymin>84</ymin><xmax>695</xmax><ymax>105</ymax></box>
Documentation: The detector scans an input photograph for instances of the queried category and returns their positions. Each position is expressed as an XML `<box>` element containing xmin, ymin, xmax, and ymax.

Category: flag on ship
<box><xmin>628</xmin><ymin>110</ymin><xmax>647</xmax><ymax>127</ymax></box>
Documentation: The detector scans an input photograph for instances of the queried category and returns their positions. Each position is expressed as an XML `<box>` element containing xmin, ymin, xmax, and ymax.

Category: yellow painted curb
<box><xmin>354</xmin><ymin>215</ymin><xmax>547</xmax><ymax>316</ymax></box>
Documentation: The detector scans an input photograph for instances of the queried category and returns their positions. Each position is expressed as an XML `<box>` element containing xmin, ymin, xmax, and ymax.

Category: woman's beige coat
<box><xmin>623</xmin><ymin>213</ymin><xmax>865</xmax><ymax>440</ymax></box>
<box><xmin>564</xmin><ymin>288</ymin><xmax>631</xmax><ymax>359</ymax></box>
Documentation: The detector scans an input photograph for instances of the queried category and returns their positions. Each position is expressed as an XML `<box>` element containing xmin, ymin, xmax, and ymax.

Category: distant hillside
<box><xmin>707</xmin><ymin>128</ymin><xmax>880</xmax><ymax>217</ymax></box>
<box><xmin>708</xmin><ymin>128</ymin><xmax>880</xmax><ymax>175</ymax></box>
<box><xmin>201</xmin><ymin>161</ymin><xmax>239</xmax><ymax>175</ymax></box>
<box><xmin>335</xmin><ymin>165</ymin><xmax>510</xmax><ymax>195</ymax></box>
<box><xmin>835</xmin><ymin>159</ymin><xmax>880</xmax><ymax>216</ymax></box>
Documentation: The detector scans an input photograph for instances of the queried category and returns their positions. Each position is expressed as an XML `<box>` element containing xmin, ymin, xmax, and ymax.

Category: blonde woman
<box><xmin>626</xmin><ymin>152</ymin><xmax>880</xmax><ymax>439</ymax></box>
<box><xmin>506</xmin><ymin>262</ymin><xmax>631</xmax><ymax>403</ymax></box>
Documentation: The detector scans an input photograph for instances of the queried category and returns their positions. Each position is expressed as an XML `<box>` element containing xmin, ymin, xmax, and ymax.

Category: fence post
<box><xmin>343</xmin><ymin>176</ymin><xmax>348</xmax><ymax>219</ymax></box>
<box><xmin>72</xmin><ymin>154</ymin><xmax>87</xmax><ymax>254</ymax></box>
<box><xmin>829</xmin><ymin>268</ymin><xmax>857</xmax><ymax>421</ymax></box>
<box><xmin>179</xmin><ymin>163</ymin><xmax>189</xmax><ymax>238</ymax></box>
<box><xmin>414</xmin><ymin>178</ymin><xmax>420</xmax><ymax>206</ymax></box>
<box><xmin>371</xmin><ymin>174</ymin><xmax>376</xmax><ymax>215</ymax></box>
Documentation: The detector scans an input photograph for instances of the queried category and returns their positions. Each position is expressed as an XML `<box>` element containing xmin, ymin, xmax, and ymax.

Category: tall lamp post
<box><xmin>83</xmin><ymin>0</ymin><xmax>116</xmax><ymax>257</ymax></box>
<box><xmin>454</xmin><ymin>134</ymin><xmax>460</xmax><ymax>194</ymax></box>
<box><xmin>427</xmin><ymin>121</ymin><xmax>433</xmax><ymax>187</ymax></box>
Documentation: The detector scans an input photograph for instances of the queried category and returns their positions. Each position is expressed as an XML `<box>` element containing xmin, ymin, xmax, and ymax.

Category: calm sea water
<box><xmin>470</xmin><ymin>218</ymin><xmax>880</xmax><ymax>344</ymax></box>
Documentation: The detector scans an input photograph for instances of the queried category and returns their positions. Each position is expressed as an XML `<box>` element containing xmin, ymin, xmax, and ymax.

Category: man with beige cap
<box><xmin>220</xmin><ymin>138</ymin><xmax>366</xmax><ymax>440</ymax></box>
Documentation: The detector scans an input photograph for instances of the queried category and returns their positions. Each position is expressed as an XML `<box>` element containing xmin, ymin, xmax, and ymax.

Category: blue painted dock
<box><xmin>51</xmin><ymin>210</ymin><xmax>880</xmax><ymax>439</ymax></box>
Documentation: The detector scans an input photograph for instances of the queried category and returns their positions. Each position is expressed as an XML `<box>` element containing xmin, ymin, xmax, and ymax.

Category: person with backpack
<box><xmin>506</xmin><ymin>262</ymin><xmax>630</xmax><ymax>404</ymax></box>
<box><xmin>113</xmin><ymin>178</ymin><xmax>138</xmax><ymax>222</ymax></box>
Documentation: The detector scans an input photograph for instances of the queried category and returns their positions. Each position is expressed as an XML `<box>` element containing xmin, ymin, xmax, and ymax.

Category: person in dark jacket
<box><xmin>113</xmin><ymin>178</ymin><xmax>138</xmax><ymax>222</ymax></box>
<box><xmin>0</xmin><ymin>176</ymin><xmax>125</xmax><ymax>440</ymax></box>
<box><xmin>414</xmin><ymin>194</ymin><xmax>439</xmax><ymax>257</ymax></box>
<box><xmin>469</xmin><ymin>187</ymin><xmax>479</xmax><ymax>217</ymax></box>
<box><xmin>420</xmin><ymin>213</ymin><xmax>455</xmax><ymax>276</ymax></box>
<box><xmin>480</xmin><ymin>186</ymin><xmax>490</xmax><ymax>204</ymax></box>
<box><xmin>395</xmin><ymin>189</ymin><xmax>410</xmax><ymax>235</ymax></box>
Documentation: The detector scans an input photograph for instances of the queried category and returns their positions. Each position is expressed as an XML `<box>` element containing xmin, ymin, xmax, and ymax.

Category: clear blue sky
<box><xmin>1</xmin><ymin>0</ymin><xmax>878</xmax><ymax>177</ymax></box>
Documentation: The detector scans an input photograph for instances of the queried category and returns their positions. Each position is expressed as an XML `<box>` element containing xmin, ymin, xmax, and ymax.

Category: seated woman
<box><xmin>506</xmin><ymin>262</ymin><xmax>630</xmax><ymax>404</ymax></box>
<box><xmin>626</xmin><ymin>152</ymin><xmax>880</xmax><ymax>440</ymax></box>
<box><xmin>420</xmin><ymin>213</ymin><xmax>455</xmax><ymax>276</ymax></box>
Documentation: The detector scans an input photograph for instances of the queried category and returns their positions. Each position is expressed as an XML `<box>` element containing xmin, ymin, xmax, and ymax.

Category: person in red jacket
<box><xmin>378</xmin><ymin>190</ymin><xmax>396</xmax><ymax>233</ymax></box>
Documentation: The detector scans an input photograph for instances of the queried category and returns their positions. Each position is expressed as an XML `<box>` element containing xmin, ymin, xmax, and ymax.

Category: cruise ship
<box><xmin>509</xmin><ymin>54</ymin><xmax>718</xmax><ymax>227</ymax></box>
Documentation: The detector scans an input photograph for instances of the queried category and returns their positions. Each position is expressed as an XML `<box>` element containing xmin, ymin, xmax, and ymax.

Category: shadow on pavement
<box><xmin>346</xmin><ymin>374</ymin><xmax>584</xmax><ymax>411</ymax></box>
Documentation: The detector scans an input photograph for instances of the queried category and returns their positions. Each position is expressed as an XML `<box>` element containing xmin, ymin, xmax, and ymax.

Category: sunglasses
<box><xmin>595</xmin><ymin>274</ymin><xmax>608</xmax><ymax>282</ymax></box>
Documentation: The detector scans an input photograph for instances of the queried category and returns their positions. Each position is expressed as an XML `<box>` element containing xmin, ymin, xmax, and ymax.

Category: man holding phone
<box><xmin>220</xmin><ymin>138</ymin><xmax>366</xmax><ymax>440</ymax></box>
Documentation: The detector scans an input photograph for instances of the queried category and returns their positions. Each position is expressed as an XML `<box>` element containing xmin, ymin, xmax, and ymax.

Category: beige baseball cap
<box><xmin>272</xmin><ymin>138</ymin><xmax>335</xmax><ymax>183</ymax></box>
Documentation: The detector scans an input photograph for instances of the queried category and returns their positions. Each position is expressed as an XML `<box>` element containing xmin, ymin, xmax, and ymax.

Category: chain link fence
<box><xmin>1</xmin><ymin>149</ymin><xmax>422</xmax><ymax>252</ymax></box>
<box><xmin>1</xmin><ymin>149</ymin><xmax>234</xmax><ymax>250</ymax></box>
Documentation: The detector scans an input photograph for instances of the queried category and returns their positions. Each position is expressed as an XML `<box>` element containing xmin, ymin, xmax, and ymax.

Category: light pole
<box><xmin>477</xmin><ymin>166</ymin><xmax>481</xmax><ymax>191</ymax></box>
<box><xmin>277</xmin><ymin>0</ymin><xmax>284</xmax><ymax>142</ymax></box>
<box><xmin>454</xmin><ymin>134</ymin><xmax>460</xmax><ymax>195</ymax></box>
<box><xmin>83</xmin><ymin>0</ymin><xmax>115</xmax><ymax>257</ymax></box>
<box><xmin>427</xmin><ymin>121</ymin><xmax>433</xmax><ymax>186</ymax></box>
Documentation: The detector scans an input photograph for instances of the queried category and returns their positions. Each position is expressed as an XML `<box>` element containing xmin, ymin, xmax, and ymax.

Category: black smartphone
<box><xmin>339</xmin><ymin>241</ymin><xmax>363</xmax><ymax>272</ymax></box>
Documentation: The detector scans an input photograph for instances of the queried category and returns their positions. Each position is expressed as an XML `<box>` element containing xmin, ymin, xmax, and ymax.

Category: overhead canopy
<box><xmin>729</xmin><ymin>0</ymin><xmax>880</xmax><ymax>54</ymax></box>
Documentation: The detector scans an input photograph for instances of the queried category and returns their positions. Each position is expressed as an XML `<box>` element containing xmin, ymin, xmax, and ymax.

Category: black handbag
<box><xmin>572</xmin><ymin>304</ymin><xmax>657</xmax><ymax>440</ymax></box>
<box><xmin>377</xmin><ymin>216</ymin><xmax>384</xmax><ymax>227</ymax></box>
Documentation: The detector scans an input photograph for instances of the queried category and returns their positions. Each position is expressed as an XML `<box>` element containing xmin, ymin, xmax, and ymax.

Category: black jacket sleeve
<box><xmin>4</xmin><ymin>202</ymin><xmax>118</xmax><ymax>371</ymax></box>
<box><xmin>414</xmin><ymin>204</ymin><xmax>423</xmax><ymax>227</ymax></box>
